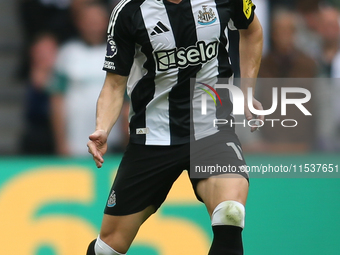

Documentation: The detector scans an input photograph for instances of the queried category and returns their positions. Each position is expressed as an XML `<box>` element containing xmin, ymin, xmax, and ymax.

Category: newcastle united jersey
<box><xmin>104</xmin><ymin>0</ymin><xmax>255</xmax><ymax>145</ymax></box>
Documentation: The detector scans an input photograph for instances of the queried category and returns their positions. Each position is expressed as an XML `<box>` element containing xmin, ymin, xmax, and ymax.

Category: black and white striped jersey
<box><xmin>103</xmin><ymin>0</ymin><xmax>255</xmax><ymax>145</ymax></box>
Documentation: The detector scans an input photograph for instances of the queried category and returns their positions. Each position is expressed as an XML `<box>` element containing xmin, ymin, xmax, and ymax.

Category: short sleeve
<box><xmin>103</xmin><ymin>7</ymin><xmax>135</xmax><ymax>76</ymax></box>
<box><xmin>49</xmin><ymin>72</ymin><xmax>68</xmax><ymax>94</ymax></box>
<box><xmin>228</xmin><ymin>0</ymin><xmax>256</xmax><ymax>30</ymax></box>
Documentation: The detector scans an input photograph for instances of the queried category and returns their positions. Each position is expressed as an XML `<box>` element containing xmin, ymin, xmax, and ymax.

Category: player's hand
<box><xmin>245</xmin><ymin>97</ymin><xmax>264</xmax><ymax>133</ymax></box>
<box><xmin>87</xmin><ymin>130</ymin><xmax>108</xmax><ymax>168</ymax></box>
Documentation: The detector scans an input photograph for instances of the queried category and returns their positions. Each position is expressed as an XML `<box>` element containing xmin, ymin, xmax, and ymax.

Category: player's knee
<box><xmin>211</xmin><ymin>201</ymin><xmax>245</xmax><ymax>229</ymax></box>
<box><xmin>93</xmin><ymin>236</ymin><xmax>125</xmax><ymax>255</ymax></box>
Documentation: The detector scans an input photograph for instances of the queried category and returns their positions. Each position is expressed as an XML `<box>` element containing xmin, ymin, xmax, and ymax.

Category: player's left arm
<box><xmin>239</xmin><ymin>14</ymin><xmax>264</xmax><ymax>132</ymax></box>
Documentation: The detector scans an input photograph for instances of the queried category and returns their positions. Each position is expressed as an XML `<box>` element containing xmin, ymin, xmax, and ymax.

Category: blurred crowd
<box><xmin>16</xmin><ymin>0</ymin><xmax>340</xmax><ymax>156</ymax></box>
<box><xmin>239</xmin><ymin>0</ymin><xmax>340</xmax><ymax>153</ymax></box>
<box><xmin>19</xmin><ymin>0</ymin><xmax>129</xmax><ymax>157</ymax></box>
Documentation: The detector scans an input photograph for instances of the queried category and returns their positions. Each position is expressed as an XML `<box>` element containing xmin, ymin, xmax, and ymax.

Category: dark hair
<box><xmin>296</xmin><ymin>0</ymin><xmax>321</xmax><ymax>13</ymax></box>
<box><xmin>29</xmin><ymin>32</ymin><xmax>59</xmax><ymax>50</ymax></box>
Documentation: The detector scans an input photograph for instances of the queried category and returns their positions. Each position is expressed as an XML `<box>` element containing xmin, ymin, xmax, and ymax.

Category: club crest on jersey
<box><xmin>106</xmin><ymin>36</ymin><xmax>117</xmax><ymax>58</ymax></box>
<box><xmin>198</xmin><ymin>6</ymin><xmax>217</xmax><ymax>25</ymax></box>
<box><xmin>107</xmin><ymin>190</ymin><xmax>116</xmax><ymax>207</ymax></box>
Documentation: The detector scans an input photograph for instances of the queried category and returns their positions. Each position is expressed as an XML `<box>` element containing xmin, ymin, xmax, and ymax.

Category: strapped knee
<box><xmin>94</xmin><ymin>236</ymin><xmax>125</xmax><ymax>255</ymax></box>
<box><xmin>211</xmin><ymin>201</ymin><xmax>245</xmax><ymax>229</ymax></box>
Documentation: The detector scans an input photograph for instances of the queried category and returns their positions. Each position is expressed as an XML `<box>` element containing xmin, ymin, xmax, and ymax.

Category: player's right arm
<box><xmin>87</xmin><ymin>72</ymin><xmax>127</xmax><ymax>168</ymax></box>
<box><xmin>88</xmin><ymin>4</ymin><xmax>134</xmax><ymax>167</ymax></box>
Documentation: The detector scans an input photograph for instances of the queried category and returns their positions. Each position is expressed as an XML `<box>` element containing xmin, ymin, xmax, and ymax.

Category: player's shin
<box><xmin>208</xmin><ymin>201</ymin><xmax>245</xmax><ymax>255</ymax></box>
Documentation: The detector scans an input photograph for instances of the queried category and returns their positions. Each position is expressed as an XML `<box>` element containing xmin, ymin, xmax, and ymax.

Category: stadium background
<box><xmin>1</xmin><ymin>0</ymin><xmax>340</xmax><ymax>254</ymax></box>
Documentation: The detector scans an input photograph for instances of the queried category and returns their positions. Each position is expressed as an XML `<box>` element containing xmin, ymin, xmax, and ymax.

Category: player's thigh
<box><xmin>192</xmin><ymin>131</ymin><xmax>249</xmax><ymax>215</ymax></box>
<box><xmin>100</xmin><ymin>205</ymin><xmax>155</xmax><ymax>253</ymax></box>
<box><xmin>196</xmin><ymin>175</ymin><xmax>249</xmax><ymax>216</ymax></box>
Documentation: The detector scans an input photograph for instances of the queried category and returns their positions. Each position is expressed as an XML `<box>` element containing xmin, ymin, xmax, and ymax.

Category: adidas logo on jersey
<box><xmin>150</xmin><ymin>21</ymin><xmax>170</xmax><ymax>36</ymax></box>
<box><xmin>136</xmin><ymin>128</ymin><xmax>149</xmax><ymax>134</ymax></box>
<box><xmin>154</xmin><ymin>41</ymin><xmax>218</xmax><ymax>71</ymax></box>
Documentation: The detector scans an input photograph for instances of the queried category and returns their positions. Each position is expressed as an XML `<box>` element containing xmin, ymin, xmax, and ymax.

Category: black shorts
<box><xmin>104</xmin><ymin>131</ymin><xmax>248</xmax><ymax>216</ymax></box>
